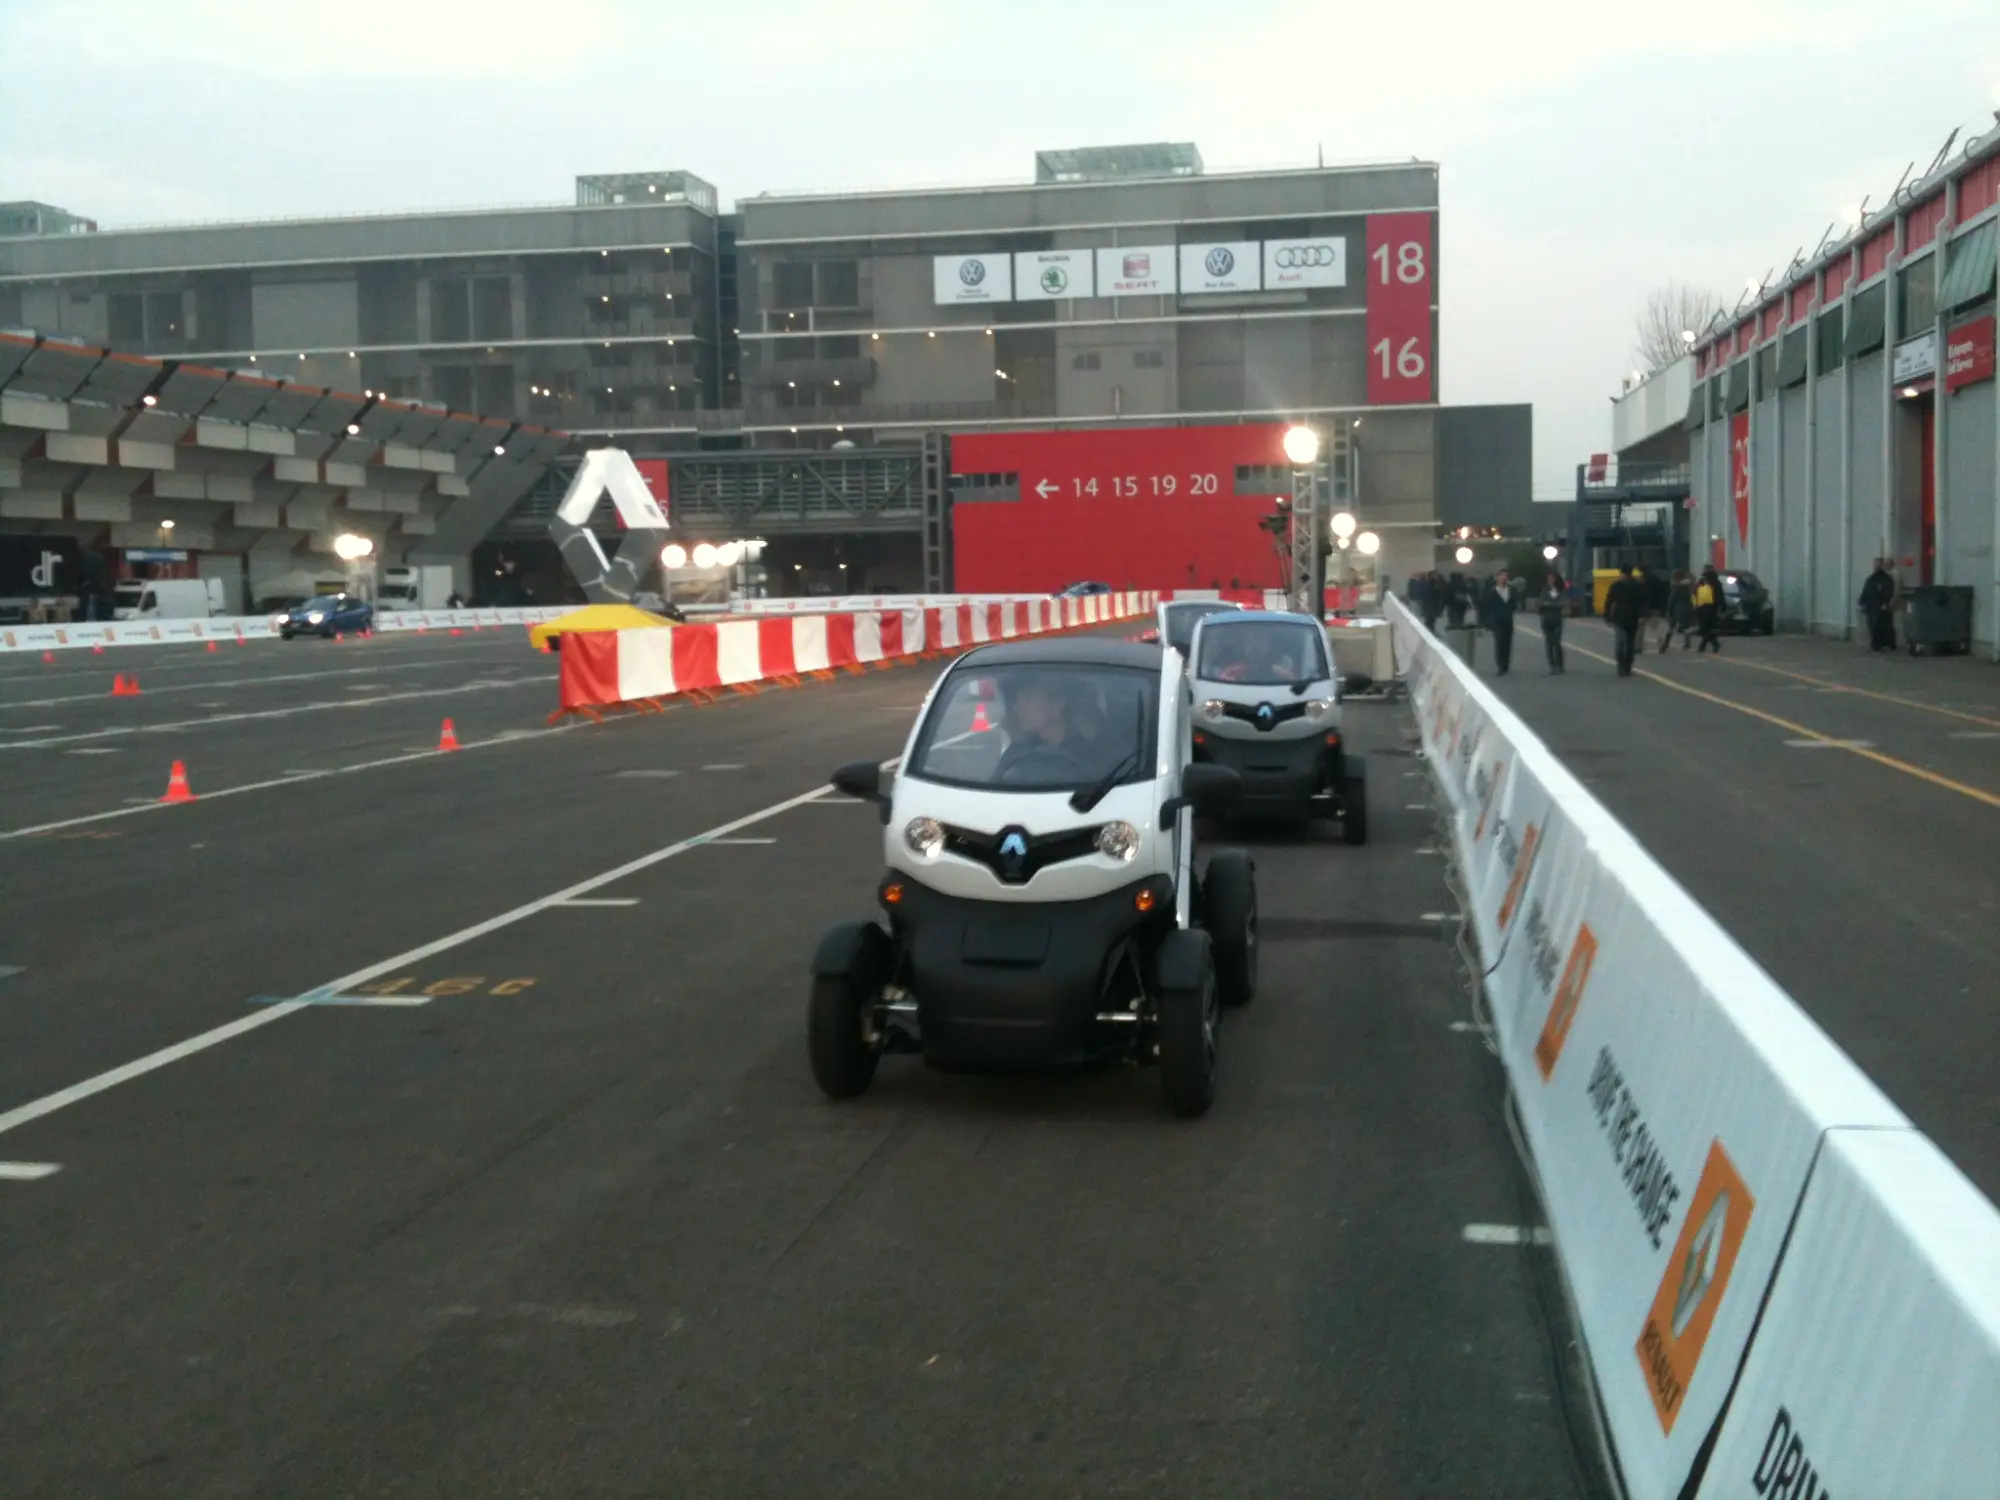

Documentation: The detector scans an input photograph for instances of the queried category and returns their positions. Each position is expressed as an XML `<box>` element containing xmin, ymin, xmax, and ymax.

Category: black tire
<box><xmin>1203</xmin><ymin>851</ymin><xmax>1257</xmax><ymax>1009</ymax></box>
<box><xmin>808</xmin><ymin>968</ymin><xmax>880</xmax><ymax>1099</ymax></box>
<box><xmin>1342</xmin><ymin>771</ymin><xmax>1369</xmax><ymax>846</ymax></box>
<box><xmin>1157</xmin><ymin>940</ymin><xmax>1218</xmax><ymax>1119</ymax></box>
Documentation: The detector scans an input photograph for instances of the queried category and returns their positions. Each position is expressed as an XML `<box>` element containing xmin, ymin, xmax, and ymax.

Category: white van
<box><xmin>112</xmin><ymin>578</ymin><xmax>225</xmax><ymax>620</ymax></box>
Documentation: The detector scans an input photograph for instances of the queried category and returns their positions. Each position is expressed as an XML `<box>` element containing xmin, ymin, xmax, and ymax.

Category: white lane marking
<box><xmin>1782</xmin><ymin>738</ymin><xmax>1874</xmax><ymax>749</ymax></box>
<box><xmin>0</xmin><ymin>724</ymin><xmax>61</xmax><ymax>733</ymax></box>
<box><xmin>66</xmin><ymin>747</ymin><xmax>119</xmax><ymax>755</ymax></box>
<box><xmin>1419</xmin><ymin>912</ymin><xmax>1451</xmax><ymax>922</ymax></box>
<box><xmin>0</xmin><ymin>652</ymin><xmax>532</xmax><ymax>708</ymax></box>
<box><xmin>0</xmin><ymin>677</ymin><xmax>555</xmax><ymax>749</ymax></box>
<box><xmin>704</xmin><ymin>837</ymin><xmax>777</xmax><ymax>845</ymax></box>
<box><xmin>701</xmin><ymin>763</ymin><xmax>746</xmax><ymax>771</ymax></box>
<box><xmin>1449</xmin><ymin>1021</ymin><xmax>1481</xmax><ymax>1033</ymax></box>
<box><xmin>1404</xmin><ymin>802</ymin><xmax>1429</xmax><ymax>810</ymax></box>
<box><xmin>552</xmin><ymin>897</ymin><xmax>640</xmax><ymax>907</ymax></box>
<box><xmin>0</xmin><ymin>1162</ymin><xmax>62</xmax><ymax>1181</ymax></box>
<box><xmin>249</xmin><ymin>992</ymin><xmax>434</xmax><ymax>1008</ymax></box>
<box><xmin>0</xmin><ymin>727</ymin><xmax>576</xmax><ymax>841</ymax></box>
<box><xmin>0</xmin><ymin>965</ymin><xmax>24</xmax><ymax>981</ymax></box>
<box><xmin>1463</xmin><ymin>1224</ymin><xmax>1553</xmax><ymax>1247</ymax></box>
<box><xmin>1948</xmin><ymin>731</ymin><xmax>2000</xmax><ymax>740</ymax></box>
<box><xmin>1414</xmin><ymin>846</ymin><xmax>1439</xmax><ymax>855</ymax></box>
<box><xmin>613</xmin><ymin>769</ymin><xmax>680</xmax><ymax>778</ymax></box>
<box><xmin>0</xmin><ymin>777</ymin><xmax>871</xmax><ymax>1139</ymax></box>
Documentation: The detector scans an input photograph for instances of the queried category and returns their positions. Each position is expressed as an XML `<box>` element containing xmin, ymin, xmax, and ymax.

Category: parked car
<box><xmin>1054</xmin><ymin>581</ymin><xmax>1114</xmax><ymax>598</ymax></box>
<box><xmin>1142</xmin><ymin>598</ymin><xmax>1245</xmax><ymax>655</ymax></box>
<box><xmin>277</xmin><ymin>594</ymin><xmax>374</xmax><ymax>638</ymax></box>
<box><xmin>1720</xmin><ymin>571</ymin><xmax>1775</xmax><ymax>635</ymax></box>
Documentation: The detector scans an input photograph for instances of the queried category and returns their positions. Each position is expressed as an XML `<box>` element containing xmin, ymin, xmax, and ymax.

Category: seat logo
<box><xmin>1274</xmin><ymin>245</ymin><xmax>1338</xmax><ymax>268</ymax></box>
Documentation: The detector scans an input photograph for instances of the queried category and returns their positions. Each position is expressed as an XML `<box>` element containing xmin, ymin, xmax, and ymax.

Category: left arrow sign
<box><xmin>1035</xmin><ymin>479</ymin><xmax>1058</xmax><ymax>499</ymax></box>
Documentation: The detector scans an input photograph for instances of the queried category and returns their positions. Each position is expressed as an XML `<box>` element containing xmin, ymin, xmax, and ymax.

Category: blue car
<box><xmin>278</xmin><ymin>593</ymin><xmax>374</xmax><ymax>639</ymax></box>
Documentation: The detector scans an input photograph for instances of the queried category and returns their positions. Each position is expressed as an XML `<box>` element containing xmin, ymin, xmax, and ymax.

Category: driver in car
<box><xmin>996</xmin><ymin>674</ymin><xmax>1113</xmax><ymax>784</ymax></box>
<box><xmin>1214</xmin><ymin>630</ymin><xmax>1293</xmax><ymax>684</ymax></box>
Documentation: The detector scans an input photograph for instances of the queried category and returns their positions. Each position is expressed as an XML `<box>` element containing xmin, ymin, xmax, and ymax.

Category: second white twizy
<box><xmin>810</xmin><ymin>637</ymin><xmax>1257</xmax><ymax>1118</ymax></box>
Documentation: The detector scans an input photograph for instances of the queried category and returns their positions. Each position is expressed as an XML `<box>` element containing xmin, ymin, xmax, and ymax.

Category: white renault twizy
<box><xmin>1186</xmin><ymin>609</ymin><xmax>1367</xmax><ymax>844</ymax></box>
<box><xmin>811</xmin><ymin>637</ymin><xmax>1257</xmax><ymax>1118</ymax></box>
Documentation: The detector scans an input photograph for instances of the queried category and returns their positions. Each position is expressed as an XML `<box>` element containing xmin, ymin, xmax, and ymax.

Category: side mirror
<box><xmin>831</xmin><ymin>759</ymin><xmax>893</xmax><ymax>823</ymax></box>
<box><xmin>1342</xmin><ymin>673</ymin><xmax>1373</xmax><ymax>696</ymax></box>
<box><xmin>1162</xmin><ymin>762</ymin><xmax>1241</xmax><ymax>823</ymax></box>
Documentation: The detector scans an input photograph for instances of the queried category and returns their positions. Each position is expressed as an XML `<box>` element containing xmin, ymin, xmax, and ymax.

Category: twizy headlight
<box><xmin>1095</xmin><ymin>821</ymin><xmax>1140</xmax><ymax>862</ymax></box>
<box><xmin>1303</xmin><ymin>698</ymin><xmax>1335</xmax><ymax>721</ymax></box>
<box><xmin>902</xmin><ymin>816</ymin><xmax>944</xmax><ymax>858</ymax></box>
<box><xmin>1199</xmin><ymin>699</ymin><xmax>1226</xmax><ymax>722</ymax></box>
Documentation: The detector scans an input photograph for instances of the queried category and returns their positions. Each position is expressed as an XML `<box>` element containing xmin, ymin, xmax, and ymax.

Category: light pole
<box><xmin>333</xmin><ymin>532</ymin><xmax>375</xmax><ymax>598</ymax></box>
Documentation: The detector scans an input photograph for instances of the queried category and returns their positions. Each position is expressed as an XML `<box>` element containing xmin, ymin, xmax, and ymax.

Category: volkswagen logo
<box><xmin>959</xmin><ymin>258</ymin><xmax>986</xmax><ymax>287</ymax></box>
<box><xmin>1274</xmin><ymin>244</ymin><xmax>1339</xmax><ymax>269</ymax></box>
<box><xmin>1204</xmin><ymin>246</ymin><xmax>1235</xmax><ymax>277</ymax></box>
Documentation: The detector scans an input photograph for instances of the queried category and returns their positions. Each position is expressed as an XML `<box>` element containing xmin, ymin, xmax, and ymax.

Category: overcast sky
<box><xmin>3</xmin><ymin>0</ymin><xmax>1995</xmax><ymax>497</ymax></box>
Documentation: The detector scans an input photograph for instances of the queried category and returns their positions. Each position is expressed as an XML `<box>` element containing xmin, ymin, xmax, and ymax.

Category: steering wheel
<box><xmin>998</xmin><ymin>742</ymin><xmax>1093</xmax><ymax>784</ymax></box>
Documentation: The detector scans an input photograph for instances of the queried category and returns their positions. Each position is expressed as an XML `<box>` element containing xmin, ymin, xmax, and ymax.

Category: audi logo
<box><xmin>1274</xmin><ymin>245</ymin><xmax>1339</xmax><ymax>268</ymax></box>
<box><xmin>959</xmin><ymin>259</ymin><xmax>986</xmax><ymax>286</ymax></box>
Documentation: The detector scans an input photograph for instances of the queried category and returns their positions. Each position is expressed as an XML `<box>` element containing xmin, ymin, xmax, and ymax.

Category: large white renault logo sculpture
<box><xmin>549</xmin><ymin>447</ymin><xmax>673</xmax><ymax>603</ymax></box>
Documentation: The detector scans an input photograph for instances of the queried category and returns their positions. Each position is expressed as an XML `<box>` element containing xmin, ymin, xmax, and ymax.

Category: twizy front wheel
<box><xmin>808</xmin><ymin>921</ymin><xmax>889</xmax><ymax>1100</ymax></box>
<box><xmin>1155</xmin><ymin>931</ymin><xmax>1219</xmax><ymax>1118</ymax></box>
<box><xmin>1203</xmin><ymin>851</ymin><xmax>1257</xmax><ymax>1009</ymax></box>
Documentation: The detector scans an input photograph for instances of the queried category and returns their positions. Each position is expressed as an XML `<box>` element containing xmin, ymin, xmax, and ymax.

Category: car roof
<box><xmin>1198</xmin><ymin>609</ymin><xmax>1321</xmax><ymax>627</ymax></box>
<box><xmin>956</xmin><ymin>638</ymin><xmax>1163</xmax><ymax>670</ymax></box>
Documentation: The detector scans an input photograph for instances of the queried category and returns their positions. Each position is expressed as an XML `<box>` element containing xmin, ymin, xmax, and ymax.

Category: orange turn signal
<box><xmin>882</xmin><ymin>882</ymin><xmax>904</xmax><ymax>905</ymax></box>
<box><xmin>1134</xmin><ymin>888</ymin><xmax>1157</xmax><ymax>913</ymax></box>
<box><xmin>1324</xmin><ymin>731</ymin><xmax>1341</xmax><ymax>746</ymax></box>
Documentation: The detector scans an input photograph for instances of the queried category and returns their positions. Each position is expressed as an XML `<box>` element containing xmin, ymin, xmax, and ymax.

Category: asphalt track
<box><xmin>1480</xmin><ymin>615</ymin><xmax>2000</xmax><ymax>1203</ymax></box>
<box><xmin>0</xmin><ymin>628</ymin><xmax>1595</xmax><ymax>1498</ymax></box>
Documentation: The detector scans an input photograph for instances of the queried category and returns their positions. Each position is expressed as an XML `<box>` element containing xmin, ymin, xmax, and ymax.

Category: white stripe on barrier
<box><xmin>852</xmin><ymin>611</ymin><xmax>883</xmax><ymax>664</ymax></box>
<box><xmin>792</xmin><ymin>615</ymin><xmax>829</xmax><ymax>673</ymax></box>
<box><xmin>615</xmin><ymin>629</ymin><xmax>675</xmax><ymax>700</ymax></box>
<box><xmin>714</xmin><ymin>620</ymin><xmax>762</xmax><ymax>686</ymax></box>
<box><xmin>1386</xmin><ymin>593</ymin><xmax>1929</xmax><ymax>1500</ymax></box>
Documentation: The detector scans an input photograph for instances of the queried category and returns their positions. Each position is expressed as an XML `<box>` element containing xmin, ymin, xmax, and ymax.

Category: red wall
<box><xmin>951</xmin><ymin>424</ymin><xmax>1293</xmax><ymax>592</ymax></box>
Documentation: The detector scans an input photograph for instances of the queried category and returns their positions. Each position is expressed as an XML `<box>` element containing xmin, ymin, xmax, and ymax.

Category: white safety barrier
<box><xmin>1384</xmin><ymin>593</ymin><xmax>2000</xmax><ymax>1500</ymax></box>
<box><xmin>0</xmin><ymin>607</ymin><xmax>571</xmax><ymax>652</ymax></box>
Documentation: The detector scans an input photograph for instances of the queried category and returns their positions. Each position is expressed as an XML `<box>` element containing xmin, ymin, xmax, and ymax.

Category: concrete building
<box><xmin>2</xmin><ymin>146</ymin><xmax>1536</xmax><ymax>596</ymax></box>
<box><xmin>1669</xmin><ymin>122</ymin><xmax>1999</xmax><ymax>651</ymax></box>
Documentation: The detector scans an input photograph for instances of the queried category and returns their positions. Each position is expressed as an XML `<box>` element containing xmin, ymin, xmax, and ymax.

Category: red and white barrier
<box><xmin>555</xmin><ymin>591</ymin><xmax>1156</xmax><ymax>716</ymax></box>
<box><xmin>1385</xmin><ymin>592</ymin><xmax>2000</xmax><ymax>1500</ymax></box>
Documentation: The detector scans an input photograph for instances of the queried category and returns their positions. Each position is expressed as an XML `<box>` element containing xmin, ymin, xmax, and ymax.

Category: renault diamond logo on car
<box><xmin>1255</xmin><ymin>703</ymin><xmax>1274</xmax><ymax>728</ymax></box>
<box><xmin>999</xmin><ymin>831</ymin><xmax>1028</xmax><ymax>858</ymax></box>
<box><xmin>959</xmin><ymin>258</ymin><xmax>986</xmax><ymax>287</ymax></box>
<box><xmin>1204</xmin><ymin>246</ymin><xmax>1235</xmax><ymax>277</ymax></box>
<box><xmin>1040</xmin><ymin>266</ymin><xmax>1068</xmax><ymax>294</ymax></box>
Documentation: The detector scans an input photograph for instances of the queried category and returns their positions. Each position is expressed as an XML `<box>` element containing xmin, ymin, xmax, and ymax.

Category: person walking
<box><xmin>1859</xmin><ymin>559</ymin><xmax>1897</xmax><ymax>652</ymax></box>
<box><xmin>1420</xmin><ymin>570</ymin><xmax>1445</xmax><ymax>633</ymax></box>
<box><xmin>1479</xmin><ymin>571</ymin><xmax>1515</xmax><ymax>675</ymax></box>
<box><xmin>1446</xmin><ymin>574</ymin><xmax>1470</xmax><ymax>629</ymax></box>
<box><xmin>1693</xmin><ymin>565</ymin><xmax>1724</xmax><ymax>654</ymax></box>
<box><xmin>1662</xmin><ymin>570</ymin><xmax>1694</xmax><ymax>651</ymax></box>
<box><xmin>1539</xmin><ymin>572</ymin><xmax>1567</xmax><ymax>673</ymax></box>
<box><xmin>1604</xmin><ymin>564</ymin><xmax>1643</xmax><ymax>676</ymax></box>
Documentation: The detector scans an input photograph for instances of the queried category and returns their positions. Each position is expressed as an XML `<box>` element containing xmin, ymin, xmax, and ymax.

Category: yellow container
<box><xmin>1591</xmin><ymin>569</ymin><xmax>1621</xmax><ymax>616</ymax></box>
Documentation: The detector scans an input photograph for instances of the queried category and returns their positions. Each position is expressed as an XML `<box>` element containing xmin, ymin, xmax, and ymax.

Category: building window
<box><xmin>472</xmin><ymin>277</ymin><xmax>513</xmax><ymax>341</ymax></box>
<box><xmin>1815</xmin><ymin>306</ymin><xmax>1844</xmax><ymax>374</ymax></box>
<box><xmin>1895</xmin><ymin>259</ymin><xmax>1936</xmax><ymax>335</ymax></box>
<box><xmin>817</xmin><ymin>260</ymin><xmax>860</xmax><ymax>308</ymax></box>
<box><xmin>431</xmin><ymin>279</ymin><xmax>472</xmax><ymax>342</ymax></box>
<box><xmin>432</xmin><ymin>365</ymin><xmax>474</xmax><ymax>411</ymax></box>
<box><xmin>1133</xmin><ymin>349</ymin><xmax>1165</xmax><ymax>369</ymax></box>
<box><xmin>773</xmin><ymin>263</ymin><xmax>814</xmax><ymax>311</ymax></box>
<box><xmin>820</xmin><ymin>334</ymin><xmax>861</xmax><ymax>359</ymax></box>
<box><xmin>773</xmin><ymin>335</ymin><xmax>814</xmax><ymax>363</ymax></box>
<box><xmin>1070</xmin><ymin>351</ymin><xmax>1101</xmax><ymax>371</ymax></box>
<box><xmin>109</xmin><ymin>292</ymin><xmax>145</xmax><ymax>346</ymax></box>
<box><xmin>474</xmin><ymin>364</ymin><xmax>514</xmax><ymax>414</ymax></box>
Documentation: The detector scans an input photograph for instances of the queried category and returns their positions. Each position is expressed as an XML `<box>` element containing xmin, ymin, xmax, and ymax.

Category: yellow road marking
<box><xmin>1703</xmin><ymin>653</ymin><xmax>2000</xmax><ymax>730</ymax></box>
<box><xmin>1550</xmin><ymin>633</ymin><xmax>2000</xmax><ymax>812</ymax></box>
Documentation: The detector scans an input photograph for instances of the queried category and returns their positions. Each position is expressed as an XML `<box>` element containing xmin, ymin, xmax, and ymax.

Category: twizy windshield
<box><xmin>1161</xmin><ymin>601</ymin><xmax>1236</xmax><ymax>655</ymax></box>
<box><xmin>1196</xmin><ymin>620</ymin><xmax>1329</xmax><ymax>687</ymax></box>
<box><xmin>907</xmin><ymin>663</ymin><xmax>1159</xmax><ymax>793</ymax></box>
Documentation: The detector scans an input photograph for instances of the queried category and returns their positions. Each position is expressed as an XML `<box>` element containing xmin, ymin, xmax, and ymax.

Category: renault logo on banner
<box><xmin>1635</xmin><ymin>1141</ymin><xmax>1756</xmax><ymax>1434</ymax></box>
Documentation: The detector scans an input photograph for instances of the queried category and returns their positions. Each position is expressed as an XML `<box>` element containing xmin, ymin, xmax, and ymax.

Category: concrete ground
<box><xmin>0</xmin><ymin>628</ymin><xmax>1595</xmax><ymax>1499</ymax></box>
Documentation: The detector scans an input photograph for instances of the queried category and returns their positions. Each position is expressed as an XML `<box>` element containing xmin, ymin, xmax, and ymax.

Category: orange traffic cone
<box><xmin>159</xmin><ymin>760</ymin><xmax>196</xmax><ymax>804</ymax></box>
<box><xmin>42</xmin><ymin>651</ymin><xmax>54</xmax><ymax>664</ymax></box>
<box><xmin>437</xmin><ymin>718</ymin><xmax>461</xmax><ymax>752</ymax></box>
<box><xmin>111</xmin><ymin>673</ymin><xmax>141</xmax><ymax>697</ymax></box>
<box><xmin>92</xmin><ymin>643</ymin><xmax>104</xmax><ymax>655</ymax></box>
<box><xmin>449</xmin><ymin>627</ymin><xmax>462</xmax><ymax>636</ymax></box>
<box><xmin>206</xmin><ymin>640</ymin><xmax>218</xmax><ymax>653</ymax></box>
<box><xmin>971</xmin><ymin>701</ymin><xmax>993</xmax><ymax>733</ymax></box>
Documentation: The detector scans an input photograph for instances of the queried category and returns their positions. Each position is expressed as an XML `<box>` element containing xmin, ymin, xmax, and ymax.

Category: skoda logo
<box><xmin>1274</xmin><ymin>244</ymin><xmax>1338</xmax><ymax>269</ymax></box>
<box><xmin>959</xmin><ymin>258</ymin><xmax>986</xmax><ymax>287</ymax></box>
<box><xmin>1040</xmin><ymin>266</ymin><xmax>1068</xmax><ymax>294</ymax></box>
<box><xmin>1204</xmin><ymin>246</ymin><xmax>1235</xmax><ymax>277</ymax></box>
<box><xmin>999</xmin><ymin>831</ymin><xmax>1028</xmax><ymax>858</ymax></box>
